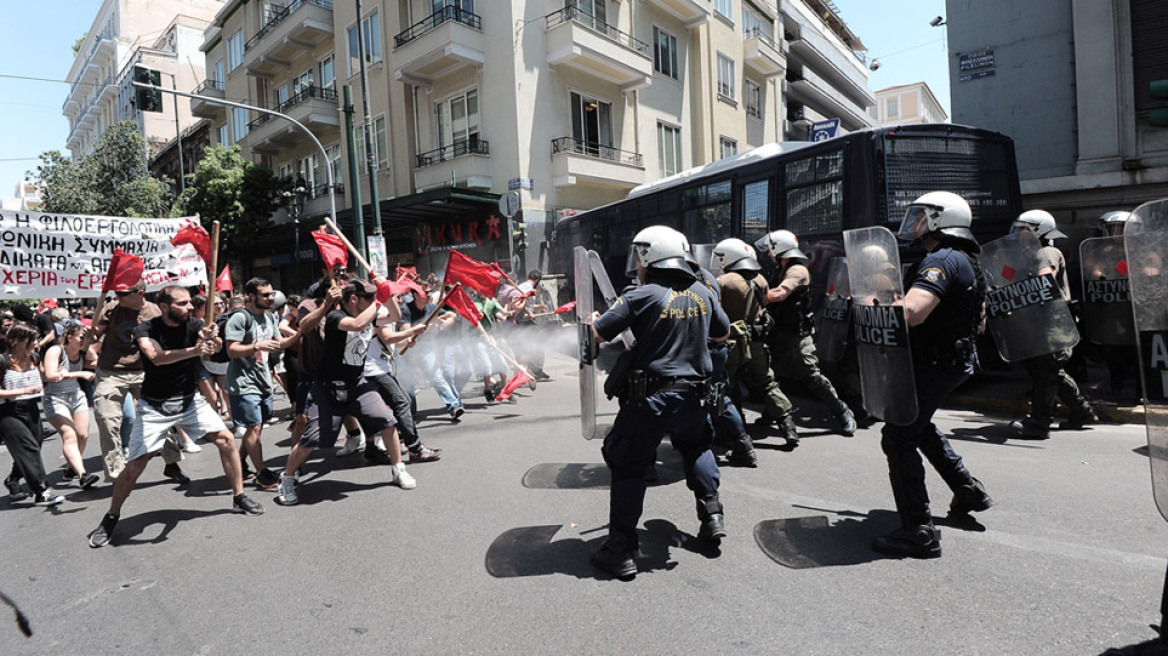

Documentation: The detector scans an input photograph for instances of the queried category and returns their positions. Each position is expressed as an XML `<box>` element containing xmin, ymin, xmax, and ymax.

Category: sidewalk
<box><xmin>947</xmin><ymin>361</ymin><xmax>1145</xmax><ymax>424</ymax></box>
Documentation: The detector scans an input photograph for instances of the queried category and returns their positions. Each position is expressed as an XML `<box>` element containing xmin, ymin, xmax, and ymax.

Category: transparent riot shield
<box><xmin>1079</xmin><ymin>235</ymin><xmax>1136</xmax><ymax>345</ymax></box>
<box><xmin>843</xmin><ymin>227</ymin><xmax>917</xmax><ymax>425</ymax></box>
<box><xmin>574</xmin><ymin>247</ymin><xmax>599</xmax><ymax>440</ymax></box>
<box><xmin>980</xmin><ymin>230</ymin><xmax>1080</xmax><ymax>362</ymax></box>
<box><xmin>1124</xmin><ymin>199</ymin><xmax>1168</xmax><ymax>521</ymax></box>
<box><xmin>815</xmin><ymin>257</ymin><xmax>851</xmax><ymax>363</ymax></box>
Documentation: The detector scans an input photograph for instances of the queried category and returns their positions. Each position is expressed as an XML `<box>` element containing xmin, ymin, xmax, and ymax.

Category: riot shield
<box><xmin>816</xmin><ymin>257</ymin><xmax>851</xmax><ymax>363</ymax></box>
<box><xmin>1124</xmin><ymin>199</ymin><xmax>1168</xmax><ymax>521</ymax></box>
<box><xmin>980</xmin><ymin>230</ymin><xmax>1080</xmax><ymax>362</ymax></box>
<box><xmin>1079</xmin><ymin>235</ymin><xmax>1136</xmax><ymax>345</ymax></box>
<box><xmin>843</xmin><ymin>227</ymin><xmax>917</xmax><ymax>425</ymax></box>
<box><xmin>574</xmin><ymin>247</ymin><xmax>601</xmax><ymax>440</ymax></box>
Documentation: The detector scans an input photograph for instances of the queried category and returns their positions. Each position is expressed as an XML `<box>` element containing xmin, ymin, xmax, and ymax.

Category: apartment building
<box><xmin>194</xmin><ymin>0</ymin><xmax>872</xmax><ymax>285</ymax></box>
<box><xmin>871</xmin><ymin>82</ymin><xmax>947</xmax><ymax>126</ymax></box>
<box><xmin>62</xmin><ymin>0</ymin><xmax>223</xmax><ymax>163</ymax></box>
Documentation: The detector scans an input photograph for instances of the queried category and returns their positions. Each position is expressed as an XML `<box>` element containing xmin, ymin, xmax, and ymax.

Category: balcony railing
<box><xmin>545</xmin><ymin>6</ymin><xmax>650</xmax><ymax>56</ymax></box>
<box><xmin>394</xmin><ymin>5</ymin><xmax>482</xmax><ymax>48</ymax></box>
<box><xmin>193</xmin><ymin>79</ymin><xmax>225</xmax><ymax>94</ymax></box>
<box><xmin>744</xmin><ymin>26</ymin><xmax>779</xmax><ymax>51</ymax></box>
<box><xmin>416</xmin><ymin>137</ymin><xmax>490</xmax><ymax>168</ymax></box>
<box><xmin>247</xmin><ymin>85</ymin><xmax>338</xmax><ymax>130</ymax></box>
<box><xmin>245</xmin><ymin>0</ymin><xmax>334</xmax><ymax>51</ymax></box>
<box><xmin>552</xmin><ymin>136</ymin><xmax>643</xmax><ymax>167</ymax></box>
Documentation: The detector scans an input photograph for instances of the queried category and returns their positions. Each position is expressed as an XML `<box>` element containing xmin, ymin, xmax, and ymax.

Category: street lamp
<box><xmin>283</xmin><ymin>184</ymin><xmax>309</xmax><ymax>258</ymax></box>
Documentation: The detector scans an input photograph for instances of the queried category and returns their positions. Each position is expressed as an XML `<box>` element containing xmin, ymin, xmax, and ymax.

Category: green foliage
<box><xmin>37</xmin><ymin>120</ymin><xmax>173</xmax><ymax>218</ymax></box>
<box><xmin>72</xmin><ymin>32</ymin><xmax>87</xmax><ymax>58</ymax></box>
<box><xmin>176</xmin><ymin>144</ymin><xmax>283</xmax><ymax>269</ymax></box>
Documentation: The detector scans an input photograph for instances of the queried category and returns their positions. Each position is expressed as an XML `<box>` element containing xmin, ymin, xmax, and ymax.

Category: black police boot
<box><xmin>872</xmin><ymin>514</ymin><xmax>942</xmax><ymax>559</ymax></box>
<box><xmin>591</xmin><ymin>530</ymin><xmax>638</xmax><ymax>579</ymax></box>
<box><xmin>1059</xmin><ymin>398</ymin><xmax>1098</xmax><ymax>430</ymax></box>
<box><xmin>948</xmin><ymin>469</ymin><xmax>994</xmax><ymax>516</ymax></box>
<box><xmin>779</xmin><ymin>414</ymin><xmax>800</xmax><ymax>447</ymax></box>
<box><xmin>727</xmin><ymin>434</ymin><xmax>757</xmax><ymax>468</ymax></box>
<box><xmin>696</xmin><ymin>494</ymin><xmax>727</xmax><ymax>544</ymax></box>
<box><xmin>1009</xmin><ymin>415</ymin><xmax>1051</xmax><ymax>439</ymax></box>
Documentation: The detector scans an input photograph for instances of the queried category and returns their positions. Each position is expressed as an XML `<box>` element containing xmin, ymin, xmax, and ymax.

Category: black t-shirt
<box><xmin>133</xmin><ymin>317</ymin><xmax>205</xmax><ymax>401</ymax></box>
<box><xmin>320</xmin><ymin>309</ymin><xmax>373</xmax><ymax>386</ymax></box>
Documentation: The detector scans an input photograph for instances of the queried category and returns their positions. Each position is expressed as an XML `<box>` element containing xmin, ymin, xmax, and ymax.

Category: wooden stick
<box><xmin>473</xmin><ymin>321</ymin><xmax>529</xmax><ymax>378</ymax></box>
<box><xmin>206</xmin><ymin>220</ymin><xmax>221</xmax><ymax>326</ymax></box>
<box><xmin>323</xmin><ymin>216</ymin><xmax>378</xmax><ymax>278</ymax></box>
<box><xmin>397</xmin><ymin>283</ymin><xmax>459</xmax><ymax>356</ymax></box>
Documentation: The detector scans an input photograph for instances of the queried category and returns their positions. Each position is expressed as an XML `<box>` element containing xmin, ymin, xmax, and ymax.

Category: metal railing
<box><xmin>245</xmin><ymin>0</ymin><xmax>334</xmax><ymax>52</ymax></box>
<box><xmin>544</xmin><ymin>6</ymin><xmax>650</xmax><ymax>56</ymax></box>
<box><xmin>248</xmin><ymin>86</ymin><xmax>338</xmax><ymax>130</ymax></box>
<box><xmin>415</xmin><ymin>137</ymin><xmax>490</xmax><ymax>168</ymax></box>
<box><xmin>743</xmin><ymin>27</ymin><xmax>780</xmax><ymax>52</ymax></box>
<box><xmin>552</xmin><ymin>136</ymin><xmax>643</xmax><ymax>167</ymax></box>
<box><xmin>193</xmin><ymin>79</ymin><xmax>225</xmax><ymax>94</ymax></box>
<box><xmin>394</xmin><ymin>5</ymin><xmax>482</xmax><ymax>48</ymax></box>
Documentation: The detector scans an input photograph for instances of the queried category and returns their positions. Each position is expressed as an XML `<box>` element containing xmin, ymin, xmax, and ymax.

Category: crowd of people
<box><xmin>0</xmin><ymin>266</ymin><xmax>556</xmax><ymax>548</ymax></box>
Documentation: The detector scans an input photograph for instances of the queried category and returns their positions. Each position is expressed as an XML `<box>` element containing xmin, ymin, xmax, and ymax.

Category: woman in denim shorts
<box><xmin>42</xmin><ymin>324</ymin><xmax>100</xmax><ymax>488</ymax></box>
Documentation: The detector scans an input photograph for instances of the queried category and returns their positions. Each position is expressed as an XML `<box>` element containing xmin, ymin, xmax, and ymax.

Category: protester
<box><xmin>41</xmin><ymin>323</ymin><xmax>100</xmax><ymax>488</ymax></box>
<box><xmin>1</xmin><ymin>323</ymin><xmax>64</xmax><ymax>506</ymax></box>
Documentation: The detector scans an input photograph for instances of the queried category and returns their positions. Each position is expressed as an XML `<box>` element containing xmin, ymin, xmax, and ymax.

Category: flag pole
<box><xmin>206</xmin><ymin>221</ymin><xmax>221</xmax><ymax>326</ymax></box>
<box><xmin>323</xmin><ymin>216</ymin><xmax>378</xmax><ymax>279</ymax></box>
<box><xmin>397</xmin><ymin>283</ymin><xmax>460</xmax><ymax>356</ymax></box>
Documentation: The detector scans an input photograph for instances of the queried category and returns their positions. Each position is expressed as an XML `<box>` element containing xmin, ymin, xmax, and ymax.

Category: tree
<box><xmin>176</xmin><ymin>143</ymin><xmax>283</xmax><ymax>271</ymax></box>
<box><xmin>37</xmin><ymin>120</ymin><xmax>173</xmax><ymax>218</ymax></box>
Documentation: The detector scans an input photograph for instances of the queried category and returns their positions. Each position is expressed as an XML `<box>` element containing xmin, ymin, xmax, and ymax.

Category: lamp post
<box><xmin>283</xmin><ymin>185</ymin><xmax>308</xmax><ymax>260</ymax></box>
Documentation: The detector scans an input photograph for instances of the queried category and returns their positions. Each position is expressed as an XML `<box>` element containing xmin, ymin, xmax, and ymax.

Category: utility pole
<box><xmin>354</xmin><ymin>0</ymin><xmax>380</xmax><ymax>261</ymax></box>
<box><xmin>343</xmin><ymin>84</ymin><xmax>364</xmax><ymax>252</ymax></box>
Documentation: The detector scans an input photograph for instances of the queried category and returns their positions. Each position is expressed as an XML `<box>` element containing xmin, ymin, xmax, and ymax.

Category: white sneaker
<box><xmin>182</xmin><ymin>440</ymin><xmax>202</xmax><ymax>454</ymax></box>
<box><xmin>336</xmin><ymin>432</ymin><xmax>366</xmax><ymax>456</ymax></box>
<box><xmin>391</xmin><ymin>463</ymin><xmax>416</xmax><ymax>490</ymax></box>
<box><xmin>233</xmin><ymin>425</ymin><xmax>247</xmax><ymax>440</ymax></box>
<box><xmin>274</xmin><ymin>474</ymin><xmax>299</xmax><ymax>506</ymax></box>
<box><xmin>373</xmin><ymin>435</ymin><xmax>386</xmax><ymax>452</ymax></box>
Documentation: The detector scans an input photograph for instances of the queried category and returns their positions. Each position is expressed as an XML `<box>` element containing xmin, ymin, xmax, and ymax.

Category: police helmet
<box><xmin>756</xmin><ymin>230</ymin><xmax>808</xmax><ymax>261</ymax></box>
<box><xmin>711</xmin><ymin>238</ymin><xmax>761</xmax><ymax>274</ymax></box>
<box><xmin>1011</xmin><ymin>209</ymin><xmax>1067</xmax><ymax>241</ymax></box>
<box><xmin>898</xmin><ymin>191</ymin><xmax>978</xmax><ymax>250</ymax></box>
<box><xmin>1099</xmin><ymin>210</ymin><xmax>1131</xmax><ymax>236</ymax></box>
<box><xmin>625</xmin><ymin>225</ymin><xmax>695</xmax><ymax>278</ymax></box>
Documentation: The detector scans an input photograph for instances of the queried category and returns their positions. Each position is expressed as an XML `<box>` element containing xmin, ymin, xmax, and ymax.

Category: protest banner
<box><xmin>0</xmin><ymin>210</ymin><xmax>208</xmax><ymax>299</ymax></box>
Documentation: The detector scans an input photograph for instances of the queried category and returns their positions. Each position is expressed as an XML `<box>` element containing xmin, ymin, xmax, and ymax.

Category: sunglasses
<box><xmin>258</xmin><ymin>292</ymin><xmax>276</xmax><ymax>298</ymax></box>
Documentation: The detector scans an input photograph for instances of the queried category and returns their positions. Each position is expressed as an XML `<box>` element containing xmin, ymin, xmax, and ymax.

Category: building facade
<box><xmin>947</xmin><ymin>0</ymin><xmax>1168</xmax><ymax>226</ymax></box>
<box><xmin>871</xmin><ymin>82</ymin><xmax>947</xmax><ymax>126</ymax></box>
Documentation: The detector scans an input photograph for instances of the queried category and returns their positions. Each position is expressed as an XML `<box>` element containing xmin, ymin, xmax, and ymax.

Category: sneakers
<box><xmin>449</xmin><ymin>406</ymin><xmax>465</xmax><ymax>421</ymax></box>
<box><xmin>88</xmin><ymin>514</ymin><xmax>119</xmax><ymax>548</ymax></box>
<box><xmin>34</xmin><ymin>490</ymin><xmax>65</xmax><ymax>507</ymax></box>
<box><xmin>5</xmin><ymin>474</ymin><xmax>28</xmax><ymax>501</ymax></box>
<box><xmin>391</xmin><ymin>463</ymin><xmax>416</xmax><ymax>490</ymax></box>
<box><xmin>364</xmin><ymin>444</ymin><xmax>393</xmax><ymax>466</ymax></box>
<box><xmin>79</xmin><ymin>472</ymin><xmax>101</xmax><ymax>489</ymax></box>
<box><xmin>62</xmin><ymin>465</ymin><xmax>79</xmax><ymax>481</ymax></box>
<box><xmin>409</xmin><ymin>445</ymin><xmax>443</xmax><ymax>463</ymax></box>
<box><xmin>163</xmin><ymin>462</ymin><xmax>190</xmax><ymax>484</ymax></box>
<box><xmin>533</xmin><ymin>370</ymin><xmax>552</xmax><ymax>382</ymax></box>
<box><xmin>233</xmin><ymin>493</ymin><xmax>265</xmax><ymax>515</ymax></box>
<box><xmin>484</xmin><ymin>387</ymin><xmax>497</xmax><ymax>404</ymax></box>
<box><xmin>274</xmin><ymin>474</ymin><xmax>299</xmax><ymax>506</ymax></box>
<box><xmin>337</xmin><ymin>431</ymin><xmax>366</xmax><ymax>456</ymax></box>
<box><xmin>181</xmin><ymin>439</ymin><xmax>202</xmax><ymax>454</ymax></box>
<box><xmin>240</xmin><ymin>463</ymin><xmax>256</xmax><ymax>482</ymax></box>
<box><xmin>254</xmin><ymin>468</ymin><xmax>280</xmax><ymax>490</ymax></box>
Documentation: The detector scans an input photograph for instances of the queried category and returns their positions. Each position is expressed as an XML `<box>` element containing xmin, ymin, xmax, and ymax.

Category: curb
<box><xmin>948</xmin><ymin>393</ymin><xmax>1145</xmax><ymax>425</ymax></box>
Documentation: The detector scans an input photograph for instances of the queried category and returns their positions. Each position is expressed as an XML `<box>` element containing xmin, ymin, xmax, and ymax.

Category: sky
<box><xmin>0</xmin><ymin>0</ymin><xmax>951</xmax><ymax>198</ymax></box>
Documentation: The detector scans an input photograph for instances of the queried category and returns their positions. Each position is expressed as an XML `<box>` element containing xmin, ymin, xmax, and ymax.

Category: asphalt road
<box><xmin>1</xmin><ymin>350</ymin><xmax>1165</xmax><ymax>655</ymax></box>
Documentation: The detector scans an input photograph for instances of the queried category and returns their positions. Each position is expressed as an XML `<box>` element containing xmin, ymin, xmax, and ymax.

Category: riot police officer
<box><xmin>759</xmin><ymin>230</ymin><xmax>857</xmax><ymax>436</ymax></box>
<box><xmin>1009</xmin><ymin>210</ymin><xmax>1097</xmax><ymax>439</ymax></box>
<box><xmin>1093</xmin><ymin>210</ymin><xmax>1139</xmax><ymax>395</ymax></box>
<box><xmin>873</xmin><ymin>191</ymin><xmax>993</xmax><ymax>559</ymax></box>
<box><xmin>589</xmin><ymin>226</ymin><xmax>731</xmax><ymax>578</ymax></box>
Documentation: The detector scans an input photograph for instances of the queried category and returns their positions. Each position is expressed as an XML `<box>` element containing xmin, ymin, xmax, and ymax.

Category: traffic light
<box><xmin>1151</xmin><ymin>79</ymin><xmax>1168</xmax><ymax>127</ymax></box>
<box><xmin>133</xmin><ymin>66</ymin><xmax>163</xmax><ymax>113</ymax></box>
<box><xmin>512</xmin><ymin>222</ymin><xmax>527</xmax><ymax>253</ymax></box>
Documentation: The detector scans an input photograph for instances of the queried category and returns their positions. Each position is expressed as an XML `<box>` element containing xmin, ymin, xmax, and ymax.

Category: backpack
<box><xmin>209</xmin><ymin>308</ymin><xmax>254</xmax><ymax>364</ymax></box>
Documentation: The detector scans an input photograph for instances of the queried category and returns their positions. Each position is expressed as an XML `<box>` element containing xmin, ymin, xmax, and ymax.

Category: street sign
<box><xmin>498</xmin><ymin>191</ymin><xmax>520</xmax><ymax>218</ymax></box>
<box><xmin>508</xmin><ymin>178</ymin><xmax>534</xmax><ymax>191</ymax></box>
<box><xmin>811</xmin><ymin>119</ymin><xmax>840</xmax><ymax>142</ymax></box>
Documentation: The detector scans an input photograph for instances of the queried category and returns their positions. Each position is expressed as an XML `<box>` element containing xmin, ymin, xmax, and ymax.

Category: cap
<box><xmin>345</xmin><ymin>279</ymin><xmax>377</xmax><ymax>296</ymax></box>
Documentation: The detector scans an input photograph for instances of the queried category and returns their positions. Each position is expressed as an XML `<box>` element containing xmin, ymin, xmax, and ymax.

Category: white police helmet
<box><xmin>1011</xmin><ymin>209</ymin><xmax>1067</xmax><ymax>241</ymax></box>
<box><xmin>712</xmin><ymin>238</ymin><xmax>761</xmax><ymax>274</ymax></box>
<box><xmin>1099</xmin><ymin>210</ymin><xmax>1132</xmax><ymax>236</ymax></box>
<box><xmin>898</xmin><ymin>191</ymin><xmax>977</xmax><ymax>249</ymax></box>
<box><xmin>626</xmin><ymin>225</ymin><xmax>695</xmax><ymax>277</ymax></box>
<box><xmin>756</xmin><ymin>229</ymin><xmax>808</xmax><ymax>260</ymax></box>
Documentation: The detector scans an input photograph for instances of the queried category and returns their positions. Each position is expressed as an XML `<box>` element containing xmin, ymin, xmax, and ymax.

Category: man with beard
<box><xmin>87</xmin><ymin>286</ymin><xmax>263</xmax><ymax>548</ymax></box>
<box><xmin>226</xmin><ymin>278</ymin><xmax>298</xmax><ymax>489</ymax></box>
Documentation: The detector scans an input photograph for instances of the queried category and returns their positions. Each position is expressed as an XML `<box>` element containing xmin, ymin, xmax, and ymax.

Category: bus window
<box><xmin>684</xmin><ymin>205</ymin><xmax>731</xmax><ymax>244</ymax></box>
<box><xmin>741</xmin><ymin>179</ymin><xmax>770</xmax><ymax>244</ymax></box>
<box><xmin>785</xmin><ymin>149</ymin><xmax>844</xmax><ymax>235</ymax></box>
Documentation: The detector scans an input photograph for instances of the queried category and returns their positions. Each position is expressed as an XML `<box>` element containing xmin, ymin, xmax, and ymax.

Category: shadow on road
<box><xmin>111</xmin><ymin>508</ymin><xmax>235</xmax><ymax>547</ymax></box>
<box><xmin>753</xmin><ymin>508</ymin><xmax>899</xmax><ymax>568</ymax></box>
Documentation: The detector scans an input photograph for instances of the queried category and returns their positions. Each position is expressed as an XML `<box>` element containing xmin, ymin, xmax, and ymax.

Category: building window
<box><xmin>358</xmin><ymin>115</ymin><xmax>388</xmax><ymax>171</ymax></box>
<box><xmin>231</xmin><ymin>106</ymin><xmax>249</xmax><ymax>142</ymax></box>
<box><xmin>716</xmin><ymin>53</ymin><xmax>735</xmax><ymax>100</ymax></box>
<box><xmin>714</xmin><ymin>0</ymin><xmax>733</xmax><ymax>21</ymax></box>
<box><xmin>319</xmin><ymin>54</ymin><xmax>336</xmax><ymax>91</ymax></box>
<box><xmin>218</xmin><ymin>124</ymin><xmax>228</xmax><ymax>146</ymax></box>
<box><xmin>653</xmin><ymin>26</ymin><xmax>678</xmax><ymax>80</ymax></box>
<box><xmin>297</xmin><ymin>154</ymin><xmax>320</xmax><ymax>196</ymax></box>
<box><xmin>279</xmin><ymin>163</ymin><xmax>294</xmax><ymax>183</ymax></box>
<box><xmin>720</xmin><ymin>137</ymin><xmax>738</xmax><ymax>160</ymax></box>
<box><xmin>274</xmin><ymin>83</ymin><xmax>289</xmax><ymax>108</ymax></box>
<box><xmin>348</xmin><ymin>10</ymin><xmax>383</xmax><ymax>77</ymax></box>
<box><xmin>228</xmin><ymin>30</ymin><xmax>244</xmax><ymax>71</ymax></box>
<box><xmin>742</xmin><ymin>5</ymin><xmax>769</xmax><ymax>37</ymax></box>
<box><xmin>436</xmin><ymin>89</ymin><xmax>480</xmax><ymax>152</ymax></box>
<box><xmin>213</xmin><ymin>59</ymin><xmax>225</xmax><ymax>86</ymax></box>
<box><xmin>570</xmin><ymin>91</ymin><xmax>612</xmax><ymax>155</ymax></box>
<box><xmin>886</xmin><ymin>97</ymin><xmax>899</xmax><ymax>119</ymax></box>
<box><xmin>745</xmin><ymin>79</ymin><xmax>762</xmax><ymax>119</ymax></box>
<box><xmin>292</xmin><ymin>69</ymin><xmax>315</xmax><ymax>96</ymax></box>
<box><xmin>657</xmin><ymin>122</ymin><xmax>682</xmax><ymax>177</ymax></box>
<box><xmin>326</xmin><ymin>144</ymin><xmax>342</xmax><ymax>184</ymax></box>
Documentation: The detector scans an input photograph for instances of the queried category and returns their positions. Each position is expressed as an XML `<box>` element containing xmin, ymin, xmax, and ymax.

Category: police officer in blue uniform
<box><xmin>873</xmin><ymin>191</ymin><xmax>994</xmax><ymax>559</ymax></box>
<box><xmin>589</xmin><ymin>226</ymin><xmax>732</xmax><ymax>578</ymax></box>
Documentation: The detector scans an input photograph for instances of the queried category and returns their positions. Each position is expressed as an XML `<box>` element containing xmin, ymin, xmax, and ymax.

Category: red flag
<box><xmin>171</xmin><ymin>221</ymin><xmax>212</xmax><ymax>263</ymax></box>
<box><xmin>553</xmin><ymin>301</ymin><xmax>577</xmax><ymax>314</ymax></box>
<box><xmin>215</xmin><ymin>264</ymin><xmax>233</xmax><ymax>292</ymax></box>
<box><xmin>445</xmin><ymin>286</ymin><xmax>483</xmax><ymax>327</ymax></box>
<box><xmin>102</xmin><ymin>248</ymin><xmax>145</xmax><ymax>294</ymax></box>
<box><xmin>312</xmin><ymin>230</ymin><xmax>349</xmax><ymax>270</ymax></box>
<box><xmin>445</xmin><ymin>250</ymin><xmax>503</xmax><ymax>297</ymax></box>
<box><xmin>375</xmin><ymin>279</ymin><xmax>411</xmax><ymax>305</ymax></box>
<box><xmin>495</xmin><ymin>369</ymin><xmax>533</xmax><ymax>402</ymax></box>
<box><xmin>395</xmin><ymin>265</ymin><xmax>417</xmax><ymax>280</ymax></box>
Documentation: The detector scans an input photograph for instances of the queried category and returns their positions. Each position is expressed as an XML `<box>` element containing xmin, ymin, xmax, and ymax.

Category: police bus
<box><xmin>551</xmin><ymin>123</ymin><xmax>1022</xmax><ymax>290</ymax></box>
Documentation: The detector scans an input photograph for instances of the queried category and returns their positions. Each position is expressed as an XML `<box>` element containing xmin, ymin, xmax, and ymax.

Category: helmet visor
<box><xmin>898</xmin><ymin>203</ymin><xmax>940</xmax><ymax>241</ymax></box>
<box><xmin>625</xmin><ymin>242</ymin><xmax>650</xmax><ymax>279</ymax></box>
<box><xmin>1010</xmin><ymin>219</ymin><xmax>1038</xmax><ymax>235</ymax></box>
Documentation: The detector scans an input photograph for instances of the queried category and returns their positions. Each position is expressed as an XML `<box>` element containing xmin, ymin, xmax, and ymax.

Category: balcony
<box><xmin>393</xmin><ymin>6</ymin><xmax>485</xmax><ymax>88</ymax></box>
<box><xmin>244</xmin><ymin>0</ymin><xmax>334</xmax><ymax>78</ymax></box>
<box><xmin>785</xmin><ymin>22</ymin><xmax>874</xmax><ymax>109</ymax></box>
<box><xmin>191</xmin><ymin>79</ymin><xmax>226</xmax><ymax>118</ymax></box>
<box><xmin>550</xmin><ymin>136</ymin><xmax>645</xmax><ymax>189</ymax></box>
<box><xmin>243</xmin><ymin>86</ymin><xmax>340</xmax><ymax>153</ymax></box>
<box><xmin>786</xmin><ymin>67</ymin><xmax>873</xmax><ymax>131</ymax></box>
<box><xmin>642</xmin><ymin>0</ymin><xmax>709</xmax><ymax>27</ymax></box>
<box><xmin>743</xmin><ymin>28</ymin><xmax>786</xmax><ymax>77</ymax></box>
<box><xmin>413</xmin><ymin>138</ymin><xmax>492</xmax><ymax>191</ymax></box>
<box><xmin>544</xmin><ymin>7</ymin><xmax>652</xmax><ymax>92</ymax></box>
